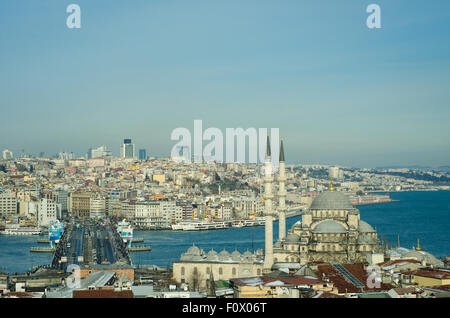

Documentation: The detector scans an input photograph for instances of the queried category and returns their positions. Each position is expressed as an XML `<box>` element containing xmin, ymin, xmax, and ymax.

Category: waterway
<box><xmin>0</xmin><ymin>191</ymin><xmax>449</xmax><ymax>273</ymax></box>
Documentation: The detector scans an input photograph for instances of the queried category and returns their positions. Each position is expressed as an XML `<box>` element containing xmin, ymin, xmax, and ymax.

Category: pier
<box><xmin>127</xmin><ymin>246</ymin><xmax>152</xmax><ymax>252</ymax></box>
<box><xmin>30</xmin><ymin>247</ymin><xmax>55</xmax><ymax>253</ymax></box>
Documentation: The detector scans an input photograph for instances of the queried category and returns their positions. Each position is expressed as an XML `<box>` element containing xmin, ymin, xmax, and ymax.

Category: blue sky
<box><xmin>0</xmin><ymin>0</ymin><xmax>449</xmax><ymax>167</ymax></box>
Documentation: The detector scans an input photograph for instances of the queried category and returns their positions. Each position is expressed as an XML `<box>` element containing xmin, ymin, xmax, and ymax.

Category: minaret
<box><xmin>278</xmin><ymin>138</ymin><xmax>287</xmax><ymax>242</ymax></box>
<box><xmin>263</xmin><ymin>134</ymin><xmax>274</xmax><ymax>272</ymax></box>
<box><xmin>329</xmin><ymin>176</ymin><xmax>335</xmax><ymax>191</ymax></box>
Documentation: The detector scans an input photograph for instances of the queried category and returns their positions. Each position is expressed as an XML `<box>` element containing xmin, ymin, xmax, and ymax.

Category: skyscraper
<box><xmin>120</xmin><ymin>139</ymin><xmax>135</xmax><ymax>159</ymax></box>
<box><xmin>89</xmin><ymin>145</ymin><xmax>111</xmax><ymax>158</ymax></box>
<box><xmin>139</xmin><ymin>149</ymin><xmax>147</xmax><ymax>160</ymax></box>
<box><xmin>2</xmin><ymin>149</ymin><xmax>13</xmax><ymax>160</ymax></box>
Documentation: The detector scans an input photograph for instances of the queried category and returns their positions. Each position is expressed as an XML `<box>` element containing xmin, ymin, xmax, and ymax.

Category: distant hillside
<box><xmin>375</xmin><ymin>165</ymin><xmax>432</xmax><ymax>171</ymax></box>
<box><xmin>375</xmin><ymin>165</ymin><xmax>450</xmax><ymax>173</ymax></box>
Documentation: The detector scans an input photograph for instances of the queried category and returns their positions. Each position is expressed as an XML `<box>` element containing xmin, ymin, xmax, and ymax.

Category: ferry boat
<box><xmin>172</xmin><ymin>218</ymin><xmax>265</xmax><ymax>231</ymax></box>
<box><xmin>48</xmin><ymin>220</ymin><xmax>64</xmax><ymax>244</ymax></box>
<box><xmin>0</xmin><ymin>226</ymin><xmax>42</xmax><ymax>236</ymax></box>
<box><xmin>117</xmin><ymin>219</ymin><xmax>134</xmax><ymax>247</ymax></box>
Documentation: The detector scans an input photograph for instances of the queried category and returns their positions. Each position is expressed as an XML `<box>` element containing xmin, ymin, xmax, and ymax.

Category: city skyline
<box><xmin>1</xmin><ymin>0</ymin><xmax>450</xmax><ymax>167</ymax></box>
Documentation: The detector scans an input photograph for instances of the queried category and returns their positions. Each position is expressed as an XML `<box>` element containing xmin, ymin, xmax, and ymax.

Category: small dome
<box><xmin>358</xmin><ymin>220</ymin><xmax>376</xmax><ymax>233</ymax></box>
<box><xmin>219</xmin><ymin>249</ymin><xmax>231</xmax><ymax>261</ymax></box>
<box><xmin>231</xmin><ymin>250</ymin><xmax>241</xmax><ymax>261</ymax></box>
<box><xmin>242</xmin><ymin>250</ymin><xmax>253</xmax><ymax>258</ymax></box>
<box><xmin>403</xmin><ymin>250</ymin><xmax>444</xmax><ymax>267</ymax></box>
<box><xmin>206</xmin><ymin>249</ymin><xmax>219</xmax><ymax>261</ymax></box>
<box><xmin>310</xmin><ymin>191</ymin><xmax>354</xmax><ymax>210</ymax></box>
<box><xmin>186</xmin><ymin>245</ymin><xmax>201</xmax><ymax>255</ymax></box>
<box><xmin>312</xmin><ymin>220</ymin><xmax>347</xmax><ymax>234</ymax></box>
<box><xmin>286</xmin><ymin>233</ymin><xmax>300</xmax><ymax>242</ymax></box>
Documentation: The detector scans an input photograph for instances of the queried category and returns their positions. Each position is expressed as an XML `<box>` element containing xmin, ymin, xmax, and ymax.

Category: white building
<box><xmin>90</xmin><ymin>197</ymin><xmax>106</xmax><ymax>219</ymax></box>
<box><xmin>90</xmin><ymin>146</ymin><xmax>111</xmax><ymax>158</ymax></box>
<box><xmin>135</xmin><ymin>201</ymin><xmax>165</xmax><ymax>229</ymax></box>
<box><xmin>2</xmin><ymin>149</ymin><xmax>13</xmax><ymax>160</ymax></box>
<box><xmin>38</xmin><ymin>198</ymin><xmax>58</xmax><ymax>227</ymax></box>
<box><xmin>232</xmin><ymin>198</ymin><xmax>263</xmax><ymax>219</ymax></box>
<box><xmin>0</xmin><ymin>193</ymin><xmax>17</xmax><ymax>219</ymax></box>
<box><xmin>329</xmin><ymin>166</ymin><xmax>340</xmax><ymax>180</ymax></box>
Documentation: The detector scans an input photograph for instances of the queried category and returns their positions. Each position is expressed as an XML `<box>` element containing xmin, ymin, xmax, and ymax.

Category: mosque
<box><xmin>265</xmin><ymin>136</ymin><xmax>380</xmax><ymax>271</ymax></box>
<box><xmin>173</xmin><ymin>136</ymin><xmax>382</xmax><ymax>288</ymax></box>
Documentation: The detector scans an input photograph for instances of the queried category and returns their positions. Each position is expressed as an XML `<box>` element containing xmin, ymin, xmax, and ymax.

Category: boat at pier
<box><xmin>0</xmin><ymin>225</ymin><xmax>42</xmax><ymax>236</ymax></box>
<box><xmin>117</xmin><ymin>219</ymin><xmax>134</xmax><ymax>247</ymax></box>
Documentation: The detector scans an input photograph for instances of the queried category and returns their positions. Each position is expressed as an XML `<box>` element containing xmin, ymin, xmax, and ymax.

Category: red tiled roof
<box><xmin>423</xmin><ymin>285</ymin><xmax>450</xmax><ymax>292</ymax></box>
<box><xmin>317</xmin><ymin>291</ymin><xmax>345</xmax><ymax>298</ymax></box>
<box><xmin>73</xmin><ymin>289</ymin><xmax>134</xmax><ymax>298</ymax></box>
<box><xmin>403</xmin><ymin>270</ymin><xmax>450</xmax><ymax>280</ymax></box>
<box><xmin>314</xmin><ymin>263</ymin><xmax>392</xmax><ymax>294</ymax></box>
<box><xmin>377</xmin><ymin>259</ymin><xmax>422</xmax><ymax>267</ymax></box>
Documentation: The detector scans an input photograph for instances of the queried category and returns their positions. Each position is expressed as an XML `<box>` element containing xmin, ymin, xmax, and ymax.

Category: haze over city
<box><xmin>1</xmin><ymin>0</ymin><xmax>450</xmax><ymax>167</ymax></box>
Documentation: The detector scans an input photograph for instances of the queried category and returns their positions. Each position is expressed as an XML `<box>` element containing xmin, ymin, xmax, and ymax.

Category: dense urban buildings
<box><xmin>0</xmin><ymin>140</ymin><xmax>449</xmax><ymax>299</ymax></box>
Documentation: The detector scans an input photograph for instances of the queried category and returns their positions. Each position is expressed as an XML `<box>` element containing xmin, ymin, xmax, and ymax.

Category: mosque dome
<box><xmin>310</xmin><ymin>191</ymin><xmax>354</xmax><ymax>210</ymax></box>
<box><xmin>180</xmin><ymin>245</ymin><xmax>204</xmax><ymax>261</ymax></box>
<box><xmin>186</xmin><ymin>245</ymin><xmax>201</xmax><ymax>256</ymax></box>
<box><xmin>312</xmin><ymin>220</ymin><xmax>347</xmax><ymax>234</ymax></box>
<box><xmin>286</xmin><ymin>233</ymin><xmax>300</xmax><ymax>243</ymax></box>
<box><xmin>206</xmin><ymin>249</ymin><xmax>219</xmax><ymax>261</ymax></box>
<box><xmin>219</xmin><ymin>249</ymin><xmax>231</xmax><ymax>261</ymax></box>
<box><xmin>403</xmin><ymin>250</ymin><xmax>444</xmax><ymax>267</ymax></box>
<box><xmin>242</xmin><ymin>250</ymin><xmax>253</xmax><ymax>259</ymax></box>
<box><xmin>358</xmin><ymin>220</ymin><xmax>376</xmax><ymax>233</ymax></box>
<box><xmin>231</xmin><ymin>250</ymin><xmax>241</xmax><ymax>261</ymax></box>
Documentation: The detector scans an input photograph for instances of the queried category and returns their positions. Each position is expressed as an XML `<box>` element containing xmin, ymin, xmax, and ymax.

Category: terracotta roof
<box><xmin>403</xmin><ymin>269</ymin><xmax>450</xmax><ymax>280</ymax></box>
<box><xmin>314</xmin><ymin>263</ymin><xmax>392</xmax><ymax>294</ymax></box>
<box><xmin>316</xmin><ymin>291</ymin><xmax>345</xmax><ymax>298</ymax></box>
<box><xmin>423</xmin><ymin>285</ymin><xmax>450</xmax><ymax>292</ymax></box>
<box><xmin>73</xmin><ymin>289</ymin><xmax>134</xmax><ymax>298</ymax></box>
<box><xmin>377</xmin><ymin>259</ymin><xmax>422</xmax><ymax>267</ymax></box>
<box><xmin>392</xmin><ymin>287</ymin><xmax>417</xmax><ymax>295</ymax></box>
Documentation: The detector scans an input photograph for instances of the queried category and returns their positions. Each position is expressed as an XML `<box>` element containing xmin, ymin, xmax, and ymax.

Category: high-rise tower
<box><xmin>278</xmin><ymin>138</ymin><xmax>287</xmax><ymax>241</ymax></box>
<box><xmin>263</xmin><ymin>134</ymin><xmax>274</xmax><ymax>272</ymax></box>
<box><xmin>120</xmin><ymin>139</ymin><xmax>135</xmax><ymax>159</ymax></box>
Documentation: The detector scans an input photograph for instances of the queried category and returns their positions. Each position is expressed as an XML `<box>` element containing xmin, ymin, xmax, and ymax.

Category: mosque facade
<box><xmin>272</xmin><ymin>138</ymin><xmax>380</xmax><ymax>266</ymax></box>
<box><xmin>173</xmin><ymin>136</ymin><xmax>381</xmax><ymax>290</ymax></box>
<box><xmin>273</xmin><ymin>190</ymin><xmax>380</xmax><ymax>265</ymax></box>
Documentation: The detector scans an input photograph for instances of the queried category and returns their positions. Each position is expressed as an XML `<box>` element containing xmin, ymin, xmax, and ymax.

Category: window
<box><xmin>232</xmin><ymin>268</ymin><xmax>236</xmax><ymax>276</ymax></box>
<box><xmin>219</xmin><ymin>267</ymin><xmax>223</xmax><ymax>275</ymax></box>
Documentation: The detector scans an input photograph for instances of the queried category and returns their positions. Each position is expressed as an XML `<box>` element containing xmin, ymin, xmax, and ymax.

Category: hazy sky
<box><xmin>1</xmin><ymin>0</ymin><xmax>449</xmax><ymax>167</ymax></box>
